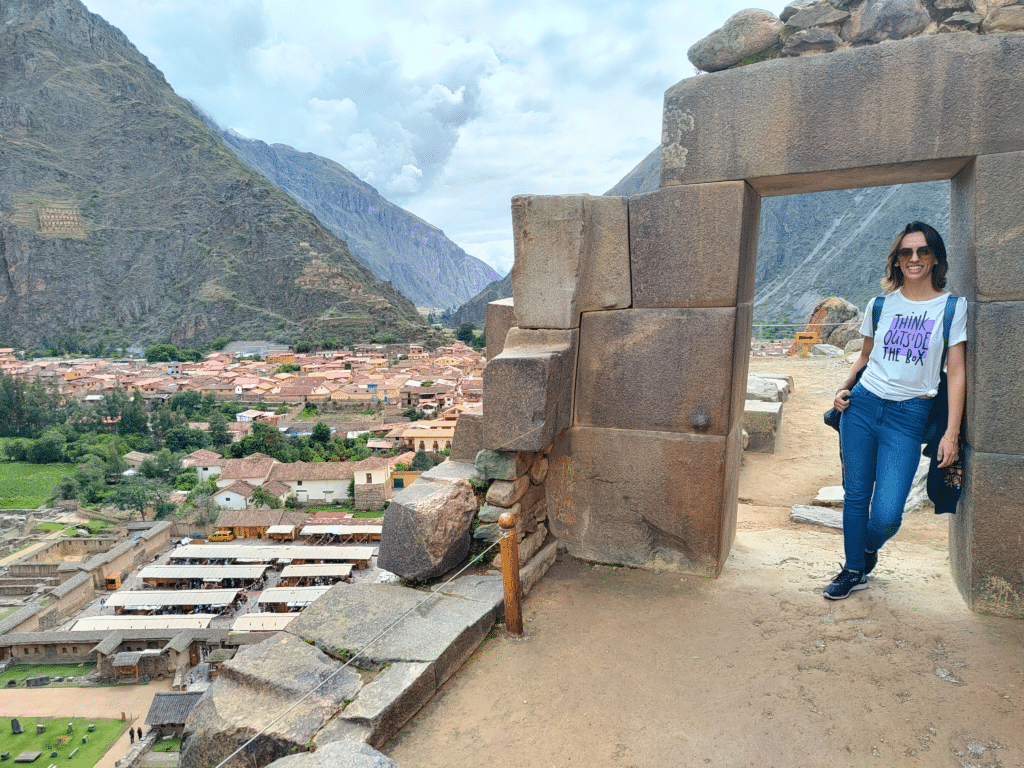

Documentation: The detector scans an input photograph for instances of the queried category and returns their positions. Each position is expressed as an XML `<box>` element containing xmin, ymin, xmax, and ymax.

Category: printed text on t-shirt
<box><xmin>882</xmin><ymin>312</ymin><xmax>934</xmax><ymax>365</ymax></box>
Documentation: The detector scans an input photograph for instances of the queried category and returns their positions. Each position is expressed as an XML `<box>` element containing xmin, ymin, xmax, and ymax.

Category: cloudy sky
<box><xmin>81</xmin><ymin>0</ymin><xmax>757</xmax><ymax>275</ymax></box>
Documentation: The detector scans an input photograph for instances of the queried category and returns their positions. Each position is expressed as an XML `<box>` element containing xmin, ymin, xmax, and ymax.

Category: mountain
<box><xmin>199</xmin><ymin>117</ymin><xmax>502</xmax><ymax>312</ymax></box>
<box><xmin>0</xmin><ymin>0</ymin><xmax>425</xmax><ymax>352</ymax></box>
<box><xmin>453</xmin><ymin>146</ymin><xmax>949</xmax><ymax>328</ymax></box>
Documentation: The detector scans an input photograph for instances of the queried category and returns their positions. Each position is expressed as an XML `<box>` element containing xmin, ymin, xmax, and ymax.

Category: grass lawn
<box><xmin>34</xmin><ymin>522</ymin><xmax>69</xmax><ymax>532</ymax></box>
<box><xmin>0</xmin><ymin>462</ymin><xmax>75</xmax><ymax>509</ymax></box>
<box><xmin>301</xmin><ymin>503</ymin><xmax>383</xmax><ymax>518</ymax></box>
<box><xmin>0</xmin><ymin>663</ymin><xmax>96</xmax><ymax>687</ymax></box>
<box><xmin>1</xmin><ymin>717</ymin><xmax>126</xmax><ymax>766</ymax></box>
<box><xmin>151</xmin><ymin>736</ymin><xmax>181</xmax><ymax>753</ymax></box>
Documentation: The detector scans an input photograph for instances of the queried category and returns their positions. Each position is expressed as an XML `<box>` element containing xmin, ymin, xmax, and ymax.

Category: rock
<box><xmin>11</xmin><ymin>720</ymin><xmax>23</xmax><ymax>735</ymax></box>
<box><xmin>783</xmin><ymin>27</ymin><xmax>842</xmax><ymax>56</ymax></box>
<box><xmin>800</xmin><ymin>297</ymin><xmax>862</xmax><ymax>348</ymax></box>
<box><xmin>983</xmin><ymin>5</ymin><xmax>1024</xmax><ymax>31</ymax></box>
<box><xmin>844</xmin><ymin>338</ymin><xmax>864</xmax><ymax>354</ymax></box>
<box><xmin>449</xmin><ymin>411</ymin><xmax>485</xmax><ymax>463</ymax></box>
<box><xmin>475</xmin><ymin>450</ymin><xmax>532</xmax><ymax>482</ymax></box>
<box><xmin>934</xmin><ymin>0</ymin><xmax>972</xmax><ymax>8</ymax></box>
<box><xmin>742</xmin><ymin>428</ymin><xmax>749</xmax><ymax>451</ymax></box>
<box><xmin>265</xmin><ymin>740</ymin><xmax>401</xmax><ymax>768</ymax></box>
<box><xmin>529</xmin><ymin>455</ymin><xmax>548</xmax><ymax>485</ymax></box>
<box><xmin>785</xmin><ymin>3</ymin><xmax>850</xmax><ymax>28</ymax></box>
<box><xmin>482</xmin><ymin>327</ymin><xmax>578</xmax><ymax>452</ymax></box>
<box><xmin>179</xmin><ymin>634</ymin><xmax>361</xmax><ymax>768</ymax></box>
<box><xmin>747</xmin><ymin>375</ymin><xmax>783</xmax><ymax>402</ymax></box>
<box><xmin>687</xmin><ymin>9</ymin><xmax>784</xmax><ymax>72</ymax></box>
<box><xmin>780</xmin><ymin>1</ymin><xmax>817</xmax><ymax>22</ymax></box>
<box><xmin>376</xmin><ymin>477</ymin><xmax>478</xmax><ymax>582</ymax></box>
<box><xmin>791</xmin><ymin>504</ymin><xmax>843</xmax><ymax>529</ymax></box>
<box><xmin>743</xmin><ymin>401</ymin><xmax>784</xmax><ymax>453</ymax></box>
<box><xmin>813</xmin><ymin>486</ymin><xmax>845</xmax><ymax>507</ymax></box>
<box><xmin>477</xmin><ymin>503</ymin><xmax>513</xmax><ymax>524</ymax></box>
<box><xmin>285</xmin><ymin>581</ymin><xmax>498</xmax><ymax>688</ymax></box>
<box><xmin>485</xmin><ymin>475</ymin><xmax>531</xmax><ymax>507</ymax></box>
<box><xmin>334</xmin><ymin>662</ymin><xmax>435</xmax><ymax>749</ymax></box>
<box><xmin>492</xmin><ymin>524</ymin><xmax>548</xmax><ymax>568</ymax></box>
<box><xmin>419</xmin><ymin>460</ymin><xmax>478</xmax><ymax>485</ymax></box>
<box><xmin>811</xmin><ymin>344</ymin><xmax>845</xmax><ymax>356</ymax></box>
<box><xmin>485</xmin><ymin>298</ymin><xmax>516</xmax><ymax>361</ymax></box>
<box><xmin>939</xmin><ymin>11</ymin><xmax>984</xmax><ymax>30</ymax></box>
<box><xmin>756</xmin><ymin>372</ymin><xmax>795</xmax><ymax>395</ymax></box>
<box><xmin>843</xmin><ymin>0</ymin><xmax>932</xmax><ymax>43</ymax></box>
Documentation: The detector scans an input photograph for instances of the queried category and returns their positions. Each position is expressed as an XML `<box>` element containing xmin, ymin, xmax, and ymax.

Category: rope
<box><xmin>212</xmin><ymin>539</ymin><xmax>502</xmax><ymax>768</ymax></box>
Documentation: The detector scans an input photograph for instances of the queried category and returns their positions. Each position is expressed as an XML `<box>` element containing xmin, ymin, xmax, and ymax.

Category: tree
<box><xmin>118</xmin><ymin>391</ymin><xmax>149</xmax><ymax>437</ymax></box>
<box><xmin>109</xmin><ymin>479</ymin><xmax>160</xmax><ymax>520</ymax></box>
<box><xmin>207</xmin><ymin>411</ymin><xmax>232</xmax><ymax>448</ymax></box>
<box><xmin>251</xmin><ymin>487</ymin><xmax>283</xmax><ymax>509</ymax></box>
<box><xmin>169</xmin><ymin>390</ymin><xmax>203</xmax><ymax>416</ymax></box>
<box><xmin>455</xmin><ymin>322</ymin><xmax>477</xmax><ymax>344</ymax></box>
<box><xmin>27</xmin><ymin>430</ymin><xmax>66</xmax><ymax>464</ymax></box>
<box><xmin>163</xmin><ymin>425</ymin><xmax>211</xmax><ymax>453</ymax></box>
<box><xmin>145</xmin><ymin>344</ymin><xmax>178</xmax><ymax>363</ymax></box>
<box><xmin>411</xmin><ymin>450</ymin><xmax>434</xmax><ymax>471</ymax></box>
<box><xmin>311</xmin><ymin>421</ymin><xmax>332</xmax><ymax>445</ymax></box>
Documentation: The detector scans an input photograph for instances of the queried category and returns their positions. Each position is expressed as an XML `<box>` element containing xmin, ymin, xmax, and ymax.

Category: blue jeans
<box><xmin>839</xmin><ymin>383</ymin><xmax>933</xmax><ymax>572</ymax></box>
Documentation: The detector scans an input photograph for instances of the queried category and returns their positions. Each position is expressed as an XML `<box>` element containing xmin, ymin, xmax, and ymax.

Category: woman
<box><xmin>824</xmin><ymin>222</ymin><xmax>967</xmax><ymax>600</ymax></box>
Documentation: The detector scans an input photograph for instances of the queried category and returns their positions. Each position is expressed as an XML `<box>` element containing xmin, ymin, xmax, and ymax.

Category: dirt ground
<box><xmin>385</xmin><ymin>357</ymin><xmax>1024</xmax><ymax>768</ymax></box>
<box><xmin>0</xmin><ymin>679</ymin><xmax>171</xmax><ymax>768</ymax></box>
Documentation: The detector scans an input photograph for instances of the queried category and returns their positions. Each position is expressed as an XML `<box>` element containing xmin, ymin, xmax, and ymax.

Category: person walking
<box><xmin>824</xmin><ymin>221</ymin><xmax>967</xmax><ymax>600</ymax></box>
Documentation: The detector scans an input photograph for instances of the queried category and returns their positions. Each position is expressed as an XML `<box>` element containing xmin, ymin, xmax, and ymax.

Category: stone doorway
<box><xmin>483</xmin><ymin>32</ymin><xmax>1024</xmax><ymax>618</ymax></box>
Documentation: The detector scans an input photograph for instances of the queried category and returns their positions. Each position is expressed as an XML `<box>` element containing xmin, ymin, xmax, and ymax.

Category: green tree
<box><xmin>207</xmin><ymin>411</ymin><xmax>232</xmax><ymax>448</ymax></box>
<box><xmin>27</xmin><ymin>430</ymin><xmax>66</xmax><ymax>463</ymax></box>
<box><xmin>411</xmin><ymin>450</ymin><xmax>434</xmax><ymax>471</ymax></box>
<box><xmin>109</xmin><ymin>479</ymin><xmax>161</xmax><ymax>520</ymax></box>
<box><xmin>251</xmin><ymin>487</ymin><xmax>283</xmax><ymax>509</ymax></box>
<box><xmin>311</xmin><ymin>421</ymin><xmax>332</xmax><ymax>445</ymax></box>
<box><xmin>455</xmin><ymin>322</ymin><xmax>477</xmax><ymax>344</ymax></box>
<box><xmin>169</xmin><ymin>390</ymin><xmax>203</xmax><ymax>416</ymax></box>
<box><xmin>145</xmin><ymin>343</ymin><xmax>178</xmax><ymax>363</ymax></box>
<box><xmin>163</xmin><ymin>425</ymin><xmax>211</xmax><ymax>453</ymax></box>
<box><xmin>118</xmin><ymin>390</ymin><xmax>149</xmax><ymax>437</ymax></box>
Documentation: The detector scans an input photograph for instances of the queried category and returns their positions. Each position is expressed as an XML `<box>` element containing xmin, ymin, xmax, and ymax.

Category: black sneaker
<box><xmin>822</xmin><ymin>566</ymin><xmax>867</xmax><ymax>600</ymax></box>
<box><xmin>864</xmin><ymin>550</ymin><xmax>878</xmax><ymax>577</ymax></box>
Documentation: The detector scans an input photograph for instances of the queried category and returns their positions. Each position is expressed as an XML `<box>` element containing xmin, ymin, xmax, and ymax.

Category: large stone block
<box><xmin>547</xmin><ymin>426</ymin><xmax>740</xmax><ymax>576</ymax></box>
<box><xmin>485</xmin><ymin>298</ymin><xmax>516</xmax><ymax>360</ymax></box>
<box><xmin>266</xmin><ymin>741</ymin><xmax>401</xmax><ymax>768</ymax></box>
<box><xmin>448</xmin><ymin>410</ymin><xmax>485</xmax><ymax>463</ymax></box>
<box><xmin>180</xmin><ymin>634</ymin><xmax>361</xmax><ymax>768</ymax></box>
<box><xmin>950</xmin><ymin>449</ymin><xmax>1024</xmax><ymax>618</ymax></box>
<box><xmin>483</xmin><ymin>328</ymin><xmax>577</xmax><ymax>451</ymax></box>
<box><xmin>950</xmin><ymin>152</ymin><xmax>1024</xmax><ymax>302</ymax></box>
<box><xmin>376</xmin><ymin>478</ymin><xmax>478</xmax><ymax>581</ymax></box>
<box><xmin>574</xmin><ymin>306</ymin><xmax>751</xmax><ymax>437</ymax></box>
<box><xmin>661</xmin><ymin>33</ymin><xmax>1024</xmax><ymax>194</ymax></box>
<box><xmin>629</xmin><ymin>183</ymin><xmax>759</xmax><ymax>308</ymax></box>
<box><xmin>743</xmin><ymin>400</ymin><xmax>784</xmax><ymax>453</ymax></box>
<box><xmin>963</xmin><ymin>301</ymin><xmax>1024</xmax><ymax>455</ymax></box>
<box><xmin>510</xmin><ymin>194</ymin><xmax>630</xmax><ymax>329</ymax></box>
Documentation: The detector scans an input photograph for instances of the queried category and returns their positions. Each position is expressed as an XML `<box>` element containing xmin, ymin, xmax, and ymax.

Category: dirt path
<box><xmin>385</xmin><ymin>357</ymin><xmax>1024</xmax><ymax>768</ymax></box>
<box><xmin>0</xmin><ymin>679</ymin><xmax>172</xmax><ymax>768</ymax></box>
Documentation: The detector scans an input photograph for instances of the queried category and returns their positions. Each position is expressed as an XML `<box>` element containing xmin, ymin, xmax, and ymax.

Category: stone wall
<box><xmin>484</xmin><ymin>32</ymin><xmax>1024</xmax><ymax>614</ymax></box>
<box><xmin>354</xmin><ymin>483</ymin><xmax>387</xmax><ymax>511</ymax></box>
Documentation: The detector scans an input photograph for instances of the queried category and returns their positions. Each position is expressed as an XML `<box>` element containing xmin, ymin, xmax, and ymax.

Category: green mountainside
<box><xmin>199</xmin><ymin>113</ymin><xmax>502</xmax><ymax>311</ymax></box>
<box><xmin>0</xmin><ymin>0</ymin><xmax>425</xmax><ymax>352</ymax></box>
<box><xmin>454</xmin><ymin>146</ymin><xmax>949</xmax><ymax>328</ymax></box>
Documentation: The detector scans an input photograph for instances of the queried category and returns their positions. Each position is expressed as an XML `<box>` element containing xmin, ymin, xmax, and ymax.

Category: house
<box><xmin>267</xmin><ymin>462</ymin><xmax>355</xmax><ymax>503</ymax></box>
<box><xmin>181</xmin><ymin>449</ymin><xmax>225</xmax><ymax>481</ymax></box>
<box><xmin>215</xmin><ymin>454</ymin><xmax>277</xmax><ymax>488</ymax></box>
<box><xmin>394</xmin><ymin>421</ymin><xmax>457</xmax><ymax>453</ymax></box>
<box><xmin>213</xmin><ymin>481</ymin><xmax>256</xmax><ymax>510</ymax></box>
<box><xmin>123</xmin><ymin>451</ymin><xmax>154</xmax><ymax>469</ymax></box>
<box><xmin>350</xmin><ymin>457</ymin><xmax>392</xmax><ymax>510</ymax></box>
<box><xmin>145</xmin><ymin>692</ymin><xmax>204</xmax><ymax>737</ymax></box>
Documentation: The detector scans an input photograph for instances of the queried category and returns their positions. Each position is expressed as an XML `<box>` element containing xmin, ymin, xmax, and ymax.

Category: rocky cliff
<box><xmin>0</xmin><ymin>0</ymin><xmax>425</xmax><ymax>351</ymax></box>
<box><xmin>202</xmin><ymin>115</ymin><xmax>502</xmax><ymax>311</ymax></box>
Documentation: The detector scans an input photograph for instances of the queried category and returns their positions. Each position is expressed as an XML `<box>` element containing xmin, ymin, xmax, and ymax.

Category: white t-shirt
<box><xmin>858</xmin><ymin>290</ymin><xmax>967</xmax><ymax>401</ymax></box>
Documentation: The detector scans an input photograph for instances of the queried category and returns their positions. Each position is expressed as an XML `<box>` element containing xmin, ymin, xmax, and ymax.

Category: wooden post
<box><xmin>498</xmin><ymin>513</ymin><xmax>523</xmax><ymax>637</ymax></box>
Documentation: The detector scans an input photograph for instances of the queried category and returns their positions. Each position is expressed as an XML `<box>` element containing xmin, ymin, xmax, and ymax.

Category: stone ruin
<box><xmin>479</xmin><ymin>31</ymin><xmax>1024</xmax><ymax>618</ymax></box>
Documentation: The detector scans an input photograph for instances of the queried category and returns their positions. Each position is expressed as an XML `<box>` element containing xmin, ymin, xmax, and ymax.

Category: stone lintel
<box><xmin>574</xmin><ymin>307</ymin><xmax>749</xmax><ymax>437</ymax></box>
<box><xmin>951</xmin><ymin>152</ymin><xmax>1024</xmax><ymax>303</ymax></box>
<box><xmin>962</xmin><ymin>301</ymin><xmax>1024</xmax><ymax>456</ymax></box>
<box><xmin>661</xmin><ymin>34</ymin><xmax>1024</xmax><ymax>189</ymax></box>
<box><xmin>483</xmin><ymin>328</ymin><xmax>577</xmax><ymax>451</ymax></box>
<box><xmin>485</xmin><ymin>298</ymin><xmax>516</xmax><ymax>360</ymax></box>
<box><xmin>950</xmin><ymin>449</ymin><xmax>1024</xmax><ymax>618</ymax></box>
<box><xmin>510</xmin><ymin>194</ymin><xmax>630</xmax><ymax>330</ymax></box>
<box><xmin>630</xmin><ymin>182</ymin><xmax>760</xmax><ymax>308</ymax></box>
<box><xmin>547</xmin><ymin>426</ymin><xmax>740</xmax><ymax>576</ymax></box>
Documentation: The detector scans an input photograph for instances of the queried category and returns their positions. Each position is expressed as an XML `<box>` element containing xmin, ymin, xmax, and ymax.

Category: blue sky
<box><xmin>81</xmin><ymin>0</ymin><xmax>758</xmax><ymax>274</ymax></box>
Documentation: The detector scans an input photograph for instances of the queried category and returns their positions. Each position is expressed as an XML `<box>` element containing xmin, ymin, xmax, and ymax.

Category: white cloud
<box><xmin>81</xmin><ymin>0</ymin><xmax>759</xmax><ymax>274</ymax></box>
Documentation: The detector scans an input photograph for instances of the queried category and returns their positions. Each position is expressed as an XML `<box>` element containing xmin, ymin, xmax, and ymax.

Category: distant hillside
<box><xmin>453</xmin><ymin>146</ymin><xmax>949</xmax><ymax>328</ymax></box>
<box><xmin>0</xmin><ymin>0</ymin><xmax>424</xmax><ymax>352</ymax></box>
<box><xmin>201</xmin><ymin>117</ymin><xmax>502</xmax><ymax>311</ymax></box>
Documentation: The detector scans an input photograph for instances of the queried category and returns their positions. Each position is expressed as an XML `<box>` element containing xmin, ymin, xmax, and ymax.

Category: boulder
<box><xmin>811</xmin><ymin>344</ymin><xmax>845</xmax><ymax>356</ymax></box>
<box><xmin>983</xmin><ymin>5</ymin><xmax>1024</xmax><ymax>32</ymax></box>
<box><xmin>784</xmin><ymin>3</ymin><xmax>850</xmax><ymax>28</ymax></box>
<box><xmin>799</xmin><ymin>297</ymin><xmax>862</xmax><ymax>348</ymax></box>
<box><xmin>179</xmin><ymin>634</ymin><xmax>361</xmax><ymax>768</ymax></box>
<box><xmin>780</xmin><ymin>1</ymin><xmax>817</xmax><ymax>22</ymax></box>
<box><xmin>939</xmin><ymin>11</ymin><xmax>984</xmax><ymax>31</ymax></box>
<box><xmin>485</xmin><ymin>474</ymin><xmax>531</xmax><ymax>508</ymax></box>
<box><xmin>747</xmin><ymin>375</ymin><xmax>783</xmax><ymax>402</ymax></box>
<box><xmin>687</xmin><ymin>9</ymin><xmax>784</xmax><ymax>72</ymax></box>
<box><xmin>743</xmin><ymin>401</ymin><xmax>784</xmax><ymax>453</ymax></box>
<box><xmin>791</xmin><ymin>504</ymin><xmax>843</xmax><ymax>529</ymax></box>
<box><xmin>265</xmin><ymin>739</ymin><xmax>401</xmax><ymax>768</ymax></box>
<box><xmin>376</xmin><ymin>477</ymin><xmax>478</xmax><ymax>582</ymax></box>
<box><xmin>844</xmin><ymin>337</ymin><xmax>864</xmax><ymax>354</ymax></box>
<box><xmin>843</xmin><ymin>0</ymin><xmax>931</xmax><ymax>43</ymax></box>
<box><xmin>475</xmin><ymin>450</ymin><xmax>531</xmax><ymax>482</ymax></box>
<box><xmin>783</xmin><ymin>27</ymin><xmax>842</xmax><ymax>56</ymax></box>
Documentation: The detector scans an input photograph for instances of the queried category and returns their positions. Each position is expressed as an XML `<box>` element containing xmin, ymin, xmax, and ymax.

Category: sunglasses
<box><xmin>896</xmin><ymin>246</ymin><xmax>934</xmax><ymax>261</ymax></box>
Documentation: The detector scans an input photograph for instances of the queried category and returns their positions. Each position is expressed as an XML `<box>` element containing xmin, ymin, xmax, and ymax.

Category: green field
<box><xmin>0</xmin><ymin>663</ymin><xmax>97</xmax><ymax>687</ymax></box>
<box><xmin>0</xmin><ymin>462</ymin><xmax>75</xmax><ymax>509</ymax></box>
<box><xmin>0</xmin><ymin>717</ymin><xmax>126</xmax><ymax>766</ymax></box>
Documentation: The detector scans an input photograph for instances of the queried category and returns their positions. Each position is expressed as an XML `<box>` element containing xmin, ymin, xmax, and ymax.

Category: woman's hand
<box><xmin>833</xmin><ymin>389</ymin><xmax>851</xmax><ymax>412</ymax></box>
<box><xmin>937</xmin><ymin>434</ymin><xmax>959</xmax><ymax>468</ymax></box>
